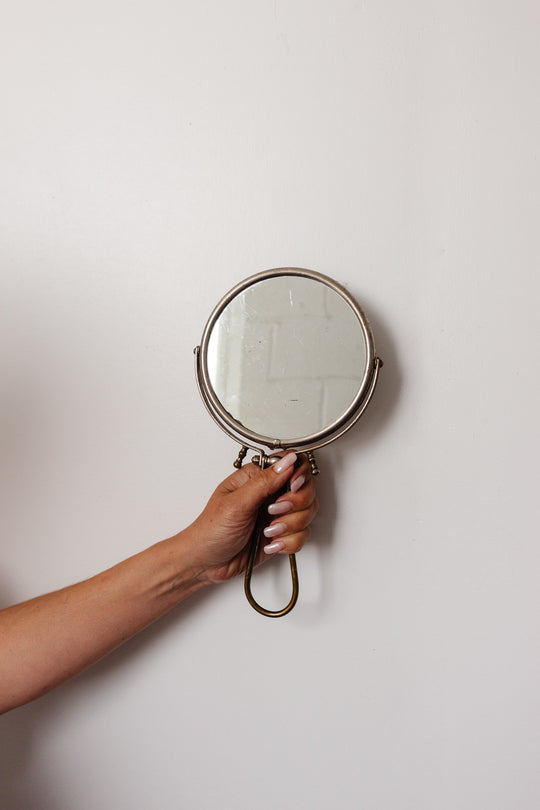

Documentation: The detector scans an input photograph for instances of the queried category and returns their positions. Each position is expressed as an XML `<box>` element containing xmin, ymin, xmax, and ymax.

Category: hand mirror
<box><xmin>195</xmin><ymin>267</ymin><xmax>382</xmax><ymax>617</ymax></box>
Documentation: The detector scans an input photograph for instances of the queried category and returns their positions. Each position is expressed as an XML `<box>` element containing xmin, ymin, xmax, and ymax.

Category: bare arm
<box><xmin>0</xmin><ymin>531</ymin><xmax>204</xmax><ymax>713</ymax></box>
<box><xmin>0</xmin><ymin>452</ymin><xmax>318</xmax><ymax>713</ymax></box>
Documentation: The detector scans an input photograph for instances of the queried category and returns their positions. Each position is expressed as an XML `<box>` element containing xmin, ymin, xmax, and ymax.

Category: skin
<box><xmin>0</xmin><ymin>452</ymin><xmax>318</xmax><ymax>714</ymax></box>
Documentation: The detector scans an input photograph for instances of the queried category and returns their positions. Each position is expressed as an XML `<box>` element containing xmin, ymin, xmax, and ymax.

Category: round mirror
<box><xmin>196</xmin><ymin>268</ymin><xmax>380</xmax><ymax>451</ymax></box>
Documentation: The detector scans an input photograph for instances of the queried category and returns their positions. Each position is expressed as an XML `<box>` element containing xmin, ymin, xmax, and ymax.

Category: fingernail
<box><xmin>273</xmin><ymin>452</ymin><xmax>297</xmax><ymax>474</ymax></box>
<box><xmin>263</xmin><ymin>522</ymin><xmax>287</xmax><ymax>539</ymax></box>
<box><xmin>268</xmin><ymin>500</ymin><xmax>293</xmax><ymax>516</ymax></box>
<box><xmin>290</xmin><ymin>474</ymin><xmax>305</xmax><ymax>493</ymax></box>
<box><xmin>263</xmin><ymin>540</ymin><xmax>285</xmax><ymax>555</ymax></box>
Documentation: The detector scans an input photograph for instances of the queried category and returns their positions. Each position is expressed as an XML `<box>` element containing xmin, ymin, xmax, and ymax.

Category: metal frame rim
<box><xmin>197</xmin><ymin>267</ymin><xmax>378</xmax><ymax>452</ymax></box>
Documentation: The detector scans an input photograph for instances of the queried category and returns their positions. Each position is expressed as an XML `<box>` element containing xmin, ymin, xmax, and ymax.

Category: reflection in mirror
<box><xmin>207</xmin><ymin>276</ymin><xmax>367</xmax><ymax>442</ymax></box>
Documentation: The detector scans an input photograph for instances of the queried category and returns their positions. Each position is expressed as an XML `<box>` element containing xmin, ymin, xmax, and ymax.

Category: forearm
<box><xmin>0</xmin><ymin>453</ymin><xmax>316</xmax><ymax>714</ymax></box>
<box><xmin>0</xmin><ymin>527</ymin><xmax>207</xmax><ymax>713</ymax></box>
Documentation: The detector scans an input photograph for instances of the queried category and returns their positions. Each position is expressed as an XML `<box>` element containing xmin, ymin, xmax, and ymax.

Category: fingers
<box><xmin>262</xmin><ymin>514</ymin><xmax>317</xmax><ymax>557</ymax></box>
<box><xmin>262</xmin><ymin>459</ymin><xmax>319</xmax><ymax>556</ymax></box>
<box><xmin>222</xmin><ymin>451</ymin><xmax>299</xmax><ymax>512</ymax></box>
<box><xmin>269</xmin><ymin>454</ymin><xmax>317</xmax><ymax>516</ymax></box>
<box><xmin>218</xmin><ymin>450</ymin><xmax>318</xmax><ymax>558</ymax></box>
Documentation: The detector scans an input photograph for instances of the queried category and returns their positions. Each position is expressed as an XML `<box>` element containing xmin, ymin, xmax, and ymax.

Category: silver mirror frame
<box><xmin>195</xmin><ymin>267</ymin><xmax>382</xmax><ymax>454</ymax></box>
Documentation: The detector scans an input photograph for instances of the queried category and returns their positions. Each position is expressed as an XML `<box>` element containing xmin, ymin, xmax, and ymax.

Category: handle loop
<box><xmin>243</xmin><ymin>454</ymin><xmax>299</xmax><ymax>618</ymax></box>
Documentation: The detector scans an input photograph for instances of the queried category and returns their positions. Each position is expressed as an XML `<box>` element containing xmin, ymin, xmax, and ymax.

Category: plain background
<box><xmin>1</xmin><ymin>2</ymin><xmax>539</xmax><ymax>808</ymax></box>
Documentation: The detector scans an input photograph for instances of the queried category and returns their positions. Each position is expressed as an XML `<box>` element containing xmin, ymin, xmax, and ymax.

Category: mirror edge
<box><xmin>196</xmin><ymin>267</ymin><xmax>380</xmax><ymax>452</ymax></box>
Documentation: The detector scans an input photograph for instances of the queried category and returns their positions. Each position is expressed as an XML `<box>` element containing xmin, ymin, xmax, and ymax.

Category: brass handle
<box><xmin>244</xmin><ymin>549</ymin><xmax>299</xmax><ymax>618</ymax></box>
<box><xmin>243</xmin><ymin>454</ymin><xmax>299</xmax><ymax>618</ymax></box>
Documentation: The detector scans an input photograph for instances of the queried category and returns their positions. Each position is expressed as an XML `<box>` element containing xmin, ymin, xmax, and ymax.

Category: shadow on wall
<box><xmin>298</xmin><ymin>295</ymin><xmax>402</xmax><ymax>620</ymax></box>
<box><xmin>0</xmin><ymin>295</ymin><xmax>400</xmax><ymax>809</ymax></box>
<box><xmin>349</xmin><ymin>294</ymin><xmax>402</xmax><ymax>455</ymax></box>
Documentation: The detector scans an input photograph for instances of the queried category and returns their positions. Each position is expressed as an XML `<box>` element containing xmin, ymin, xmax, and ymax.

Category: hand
<box><xmin>188</xmin><ymin>452</ymin><xmax>319</xmax><ymax>584</ymax></box>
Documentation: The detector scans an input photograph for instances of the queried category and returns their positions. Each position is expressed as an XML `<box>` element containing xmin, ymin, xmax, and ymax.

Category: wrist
<box><xmin>173</xmin><ymin>519</ymin><xmax>233</xmax><ymax>587</ymax></box>
<box><xmin>152</xmin><ymin>528</ymin><xmax>212</xmax><ymax>603</ymax></box>
<box><xmin>170</xmin><ymin>524</ymin><xmax>216</xmax><ymax>591</ymax></box>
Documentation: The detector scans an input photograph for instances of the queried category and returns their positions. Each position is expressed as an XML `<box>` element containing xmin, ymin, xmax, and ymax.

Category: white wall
<box><xmin>1</xmin><ymin>2</ymin><xmax>539</xmax><ymax>808</ymax></box>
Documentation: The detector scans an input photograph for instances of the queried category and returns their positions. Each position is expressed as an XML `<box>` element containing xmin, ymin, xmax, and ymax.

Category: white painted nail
<box><xmin>263</xmin><ymin>540</ymin><xmax>285</xmax><ymax>555</ymax></box>
<box><xmin>268</xmin><ymin>501</ymin><xmax>293</xmax><ymax>516</ymax></box>
<box><xmin>290</xmin><ymin>474</ymin><xmax>306</xmax><ymax>493</ymax></box>
<box><xmin>273</xmin><ymin>452</ymin><xmax>297</xmax><ymax>474</ymax></box>
<box><xmin>263</xmin><ymin>522</ymin><xmax>287</xmax><ymax>539</ymax></box>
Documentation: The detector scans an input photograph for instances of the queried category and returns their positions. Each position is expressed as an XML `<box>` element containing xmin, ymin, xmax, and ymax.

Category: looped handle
<box><xmin>243</xmin><ymin>454</ymin><xmax>299</xmax><ymax>618</ymax></box>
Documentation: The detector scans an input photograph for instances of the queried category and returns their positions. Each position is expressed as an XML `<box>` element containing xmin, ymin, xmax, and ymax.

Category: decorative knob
<box><xmin>233</xmin><ymin>445</ymin><xmax>248</xmax><ymax>469</ymax></box>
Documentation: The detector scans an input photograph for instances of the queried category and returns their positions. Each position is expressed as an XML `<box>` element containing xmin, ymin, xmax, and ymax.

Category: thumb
<box><xmin>232</xmin><ymin>451</ymin><xmax>298</xmax><ymax>512</ymax></box>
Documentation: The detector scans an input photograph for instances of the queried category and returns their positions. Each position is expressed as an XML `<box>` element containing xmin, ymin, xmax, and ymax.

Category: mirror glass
<box><xmin>206</xmin><ymin>275</ymin><xmax>368</xmax><ymax>442</ymax></box>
